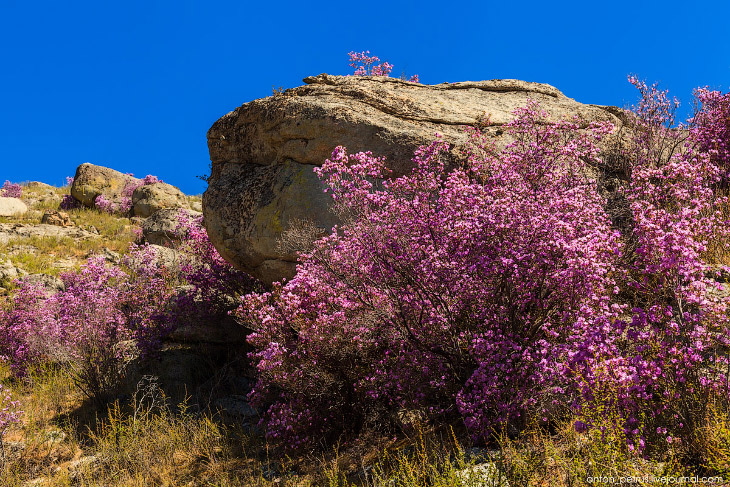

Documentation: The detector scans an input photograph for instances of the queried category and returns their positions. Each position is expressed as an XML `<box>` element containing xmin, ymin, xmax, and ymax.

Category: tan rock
<box><xmin>0</xmin><ymin>197</ymin><xmax>28</xmax><ymax>217</ymax></box>
<box><xmin>132</xmin><ymin>182</ymin><xmax>190</xmax><ymax>218</ymax></box>
<box><xmin>70</xmin><ymin>163</ymin><xmax>139</xmax><ymax>207</ymax></box>
<box><xmin>204</xmin><ymin>75</ymin><xmax>625</xmax><ymax>284</ymax></box>
<box><xmin>41</xmin><ymin>210</ymin><xmax>73</xmax><ymax>227</ymax></box>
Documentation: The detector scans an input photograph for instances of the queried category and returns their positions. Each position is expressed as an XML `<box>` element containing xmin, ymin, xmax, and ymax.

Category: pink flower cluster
<box><xmin>348</xmin><ymin>50</ymin><xmax>419</xmax><ymax>83</ymax></box>
<box><xmin>1</xmin><ymin>181</ymin><xmax>22</xmax><ymax>199</ymax></box>
<box><xmin>59</xmin><ymin>194</ymin><xmax>81</xmax><ymax>210</ymax></box>
<box><xmin>691</xmin><ymin>88</ymin><xmax>730</xmax><ymax>183</ymax></box>
<box><xmin>170</xmin><ymin>211</ymin><xmax>259</xmax><ymax>322</ymax></box>
<box><xmin>0</xmin><ymin>253</ymin><xmax>174</xmax><ymax>402</ymax></box>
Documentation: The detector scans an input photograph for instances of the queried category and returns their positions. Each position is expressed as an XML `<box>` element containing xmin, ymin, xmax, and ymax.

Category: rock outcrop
<box><xmin>71</xmin><ymin>163</ymin><xmax>139</xmax><ymax>207</ymax></box>
<box><xmin>132</xmin><ymin>182</ymin><xmax>190</xmax><ymax>218</ymax></box>
<box><xmin>204</xmin><ymin>75</ymin><xmax>626</xmax><ymax>284</ymax></box>
<box><xmin>0</xmin><ymin>223</ymin><xmax>96</xmax><ymax>245</ymax></box>
<box><xmin>0</xmin><ymin>197</ymin><xmax>28</xmax><ymax>217</ymax></box>
<box><xmin>142</xmin><ymin>208</ymin><xmax>201</xmax><ymax>246</ymax></box>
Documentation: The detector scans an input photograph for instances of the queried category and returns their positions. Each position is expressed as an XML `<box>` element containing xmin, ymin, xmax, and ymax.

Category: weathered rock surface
<box><xmin>0</xmin><ymin>223</ymin><xmax>97</xmax><ymax>245</ymax></box>
<box><xmin>142</xmin><ymin>208</ymin><xmax>201</xmax><ymax>246</ymax></box>
<box><xmin>0</xmin><ymin>259</ymin><xmax>28</xmax><ymax>281</ymax></box>
<box><xmin>41</xmin><ymin>210</ymin><xmax>73</xmax><ymax>227</ymax></box>
<box><xmin>204</xmin><ymin>74</ymin><xmax>625</xmax><ymax>284</ymax></box>
<box><xmin>71</xmin><ymin>163</ymin><xmax>139</xmax><ymax>207</ymax></box>
<box><xmin>0</xmin><ymin>197</ymin><xmax>28</xmax><ymax>217</ymax></box>
<box><xmin>132</xmin><ymin>182</ymin><xmax>190</xmax><ymax>218</ymax></box>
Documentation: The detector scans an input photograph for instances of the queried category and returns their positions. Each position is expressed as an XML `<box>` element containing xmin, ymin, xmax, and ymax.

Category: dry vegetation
<box><xmin>3</xmin><ymin>361</ymin><xmax>730</xmax><ymax>486</ymax></box>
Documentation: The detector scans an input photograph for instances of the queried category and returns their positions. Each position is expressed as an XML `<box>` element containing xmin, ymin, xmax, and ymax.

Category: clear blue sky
<box><xmin>1</xmin><ymin>0</ymin><xmax>728</xmax><ymax>194</ymax></box>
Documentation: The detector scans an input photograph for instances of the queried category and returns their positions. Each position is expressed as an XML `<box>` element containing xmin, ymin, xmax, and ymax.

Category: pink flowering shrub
<box><xmin>348</xmin><ymin>51</ymin><xmax>393</xmax><ymax>77</ymax></box>
<box><xmin>0</xmin><ymin>252</ymin><xmax>176</xmax><ymax>403</ymax></box>
<box><xmin>239</xmin><ymin>76</ymin><xmax>730</xmax><ymax>457</ymax></box>
<box><xmin>0</xmin><ymin>212</ymin><xmax>255</xmax><ymax>404</ymax></box>
<box><xmin>691</xmin><ymin>88</ymin><xmax>730</xmax><ymax>184</ymax></box>
<box><xmin>348</xmin><ymin>51</ymin><xmax>419</xmax><ymax>83</ymax></box>
<box><xmin>238</xmin><ymin>102</ymin><xmax>622</xmax><ymax>448</ymax></box>
<box><xmin>94</xmin><ymin>193</ymin><xmax>116</xmax><ymax>214</ymax></box>
<box><xmin>567</xmin><ymin>78</ymin><xmax>730</xmax><ymax>456</ymax></box>
<box><xmin>1</xmin><ymin>181</ymin><xmax>22</xmax><ymax>199</ymax></box>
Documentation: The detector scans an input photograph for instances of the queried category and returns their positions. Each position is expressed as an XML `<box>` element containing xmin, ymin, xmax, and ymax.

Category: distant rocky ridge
<box><xmin>203</xmin><ymin>74</ymin><xmax>627</xmax><ymax>284</ymax></box>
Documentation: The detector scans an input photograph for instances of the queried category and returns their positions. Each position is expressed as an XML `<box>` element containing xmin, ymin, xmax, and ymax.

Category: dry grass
<box><xmin>3</xmin><ymin>358</ymin><xmax>730</xmax><ymax>486</ymax></box>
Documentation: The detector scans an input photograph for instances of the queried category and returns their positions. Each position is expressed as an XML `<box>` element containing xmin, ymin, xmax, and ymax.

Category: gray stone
<box><xmin>167</xmin><ymin>314</ymin><xmax>247</xmax><ymax>344</ymax></box>
<box><xmin>87</xmin><ymin>247</ymin><xmax>121</xmax><ymax>264</ymax></box>
<box><xmin>204</xmin><ymin>75</ymin><xmax>625</xmax><ymax>284</ymax></box>
<box><xmin>132</xmin><ymin>182</ymin><xmax>190</xmax><ymax>218</ymax></box>
<box><xmin>0</xmin><ymin>259</ymin><xmax>27</xmax><ymax>281</ymax></box>
<box><xmin>142</xmin><ymin>208</ymin><xmax>201</xmax><ymax>246</ymax></box>
<box><xmin>25</xmin><ymin>181</ymin><xmax>55</xmax><ymax>190</ymax></box>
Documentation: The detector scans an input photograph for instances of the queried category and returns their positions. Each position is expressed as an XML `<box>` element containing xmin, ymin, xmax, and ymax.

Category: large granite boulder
<box><xmin>204</xmin><ymin>74</ymin><xmax>626</xmax><ymax>284</ymax></box>
<box><xmin>71</xmin><ymin>163</ymin><xmax>140</xmax><ymax>207</ymax></box>
<box><xmin>132</xmin><ymin>182</ymin><xmax>190</xmax><ymax>218</ymax></box>
<box><xmin>0</xmin><ymin>197</ymin><xmax>28</xmax><ymax>217</ymax></box>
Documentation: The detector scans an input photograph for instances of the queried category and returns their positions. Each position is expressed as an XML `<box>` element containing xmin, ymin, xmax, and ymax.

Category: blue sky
<box><xmin>1</xmin><ymin>0</ymin><xmax>728</xmax><ymax>194</ymax></box>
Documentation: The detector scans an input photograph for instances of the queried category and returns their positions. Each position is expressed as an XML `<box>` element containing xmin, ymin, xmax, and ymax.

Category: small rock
<box><xmin>52</xmin><ymin>258</ymin><xmax>77</xmax><ymax>271</ymax></box>
<box><xmin>41</xmin><ymin>210</ymin><xmax>73</xmax><ymax>227</ymax></box>
<box><xmin>25</xmin><ymin>181</ymin><xmax>55</xmax><ymax>190</ymax></box>
<box><xmin>43</xmin><ymin>429</ymin><xmax>66</xmax><ymax>443</ymax></box>
<box><xmin>0</xmin><ymin>223</ymin><xmax>96</xmax><ymax>244</ymax></box>
<box><xmin>7</xmin><ymin>244</ymin><xmax>39</xmax><ymax>255</ymax></box>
